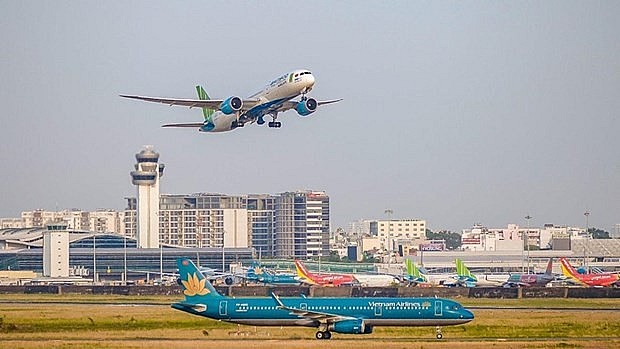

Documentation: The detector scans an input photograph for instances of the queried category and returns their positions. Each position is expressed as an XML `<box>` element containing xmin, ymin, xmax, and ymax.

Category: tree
<box><xmin>589</xmin><ymin>227</ymin><xmax>611</xmax><ymax>239</ymax></box>
<box><xmin>425</xmin><ymin>229</ymin><xmax>462</xmax><ymax>250</ymax></box>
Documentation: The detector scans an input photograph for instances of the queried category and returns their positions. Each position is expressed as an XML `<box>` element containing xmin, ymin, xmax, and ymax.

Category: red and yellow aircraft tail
<box><xmin>294</xmin><ymin>260</ymin><xmax>317</xmax><ymax>285</ymax></box>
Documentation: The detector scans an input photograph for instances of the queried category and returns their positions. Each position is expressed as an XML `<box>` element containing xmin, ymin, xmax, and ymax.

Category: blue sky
<box><xmin>1</xmin><ymin>1</ymin><xmax>619</xmax><ymax>232</ymax></box>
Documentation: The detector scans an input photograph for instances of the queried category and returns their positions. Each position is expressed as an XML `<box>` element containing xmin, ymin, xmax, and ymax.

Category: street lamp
<box><xmin>384</xmin><ymin>209</ymin><xmax>393</xmax><ymax>265</ymax></box>
<box><xmin>525</xmin><ymin>215</ymin><xmax>532</xmax><ymax>274</ymax></box>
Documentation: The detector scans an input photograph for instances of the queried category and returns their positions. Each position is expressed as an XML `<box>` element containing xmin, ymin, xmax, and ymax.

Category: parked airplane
<box><xmin>403</xmin><ymin>259</ymin><xmax>430</xmax><ymax>286</ymax></box>
<box><xmin>120</xmin><ymin>70</ymin><xmax>341</xmax><ymax>132</ymax></box>
<box><xmin>294</xmin><ymin>260</ymin><xmax>397</xmax><ymax>287</ymax></box>
<box><xmin>293</xmin><ymin>260</ymin><xmax>357</xmax><ymax>287</ymax></box>
<box><xmin>443</xmin><ymin>259</ymin><xmax>505</xmax><ymax>287</ymax></box>
<box><xmin>559</xmin><ymin>257</ymin><xmax>619</xmax><ymax>287</ymax></box>
<box><xmin>502</xmin><ymin>258</ymin><xmax>555</xmax><ymax>288</ymax></box>
<box><xmin>172</xmin><ymin>258</ymin><xmax>474</xmax><ymax>340</ymax></box>
<box><xmin>245</xmin><ymin>261</ymin><xmax>299</xmax><ymax>285</ymax></box>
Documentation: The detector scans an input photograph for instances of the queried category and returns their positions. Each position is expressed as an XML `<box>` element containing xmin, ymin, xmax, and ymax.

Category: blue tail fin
<box><xmin>177</xmin><ymin>258</ymin><xmax>222</xmax><ymax>300</ymax></box>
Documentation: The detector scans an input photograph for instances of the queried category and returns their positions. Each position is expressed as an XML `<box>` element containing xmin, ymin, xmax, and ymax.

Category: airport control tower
<box><xmin>130</xmin><ymin>146</ymin><xmax>165</xmax><ymax>248</ymax></box>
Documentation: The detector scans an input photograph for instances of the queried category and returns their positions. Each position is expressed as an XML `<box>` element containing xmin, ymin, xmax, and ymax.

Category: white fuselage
<box><xmin>208</xmin><ymin>70</ymin><xmax>315</xmax><ymax>132</ymax></box>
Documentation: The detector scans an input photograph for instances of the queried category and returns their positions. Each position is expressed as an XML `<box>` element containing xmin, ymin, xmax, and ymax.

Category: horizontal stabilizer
<box><xmin>162</xmin><ymin>123</ymin><xmax>204</xmax><ymax>128</ymax></box>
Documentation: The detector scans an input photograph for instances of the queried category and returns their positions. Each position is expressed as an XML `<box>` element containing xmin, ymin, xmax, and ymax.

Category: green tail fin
<box><xmin>405</xmin><ymin>259</ymin><xmax>419</xmax><ymax>277</ymax></box>
<box><xmin>455</xmin><ymin>259</ymin><xmax>476</xmax><ymax>280</ymax></box>
<box><xmin>195</xmin><ymin>85</ymin><xmax>215</xmax><ymax>121</ymax></box>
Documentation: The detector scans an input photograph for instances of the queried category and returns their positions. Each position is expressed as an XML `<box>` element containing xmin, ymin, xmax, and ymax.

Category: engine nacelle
<box><xmin>295</xmin><ymin>98</ymin><xmax>318</xmax><ymax>117</ymax></box>
<box><xmin>219</xmin><ymin>96</ymin><xmax>243</xmax><ymax>115</ymax></box>
<box><xmin>329</xmin><ymin>319</ymin><xmax>373</xmax><ymax>334</ymax></box>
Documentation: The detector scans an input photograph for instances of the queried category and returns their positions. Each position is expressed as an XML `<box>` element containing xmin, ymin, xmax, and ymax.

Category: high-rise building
<box><xmin>130</xmin><ymin>146</ymin><xmax>165</xmax><ymax>248</ymax></box>
<box><xmin>275</xmin><ymin>191</ymin><xmax>330</xmax><ymax>258</ymax></box>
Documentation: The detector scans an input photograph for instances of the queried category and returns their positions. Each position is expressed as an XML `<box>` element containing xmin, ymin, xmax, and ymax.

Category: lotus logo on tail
<box><xmin>182</xmin><ymin>272</ymin><xmax>210</xmax><ymax>297</ymax></box>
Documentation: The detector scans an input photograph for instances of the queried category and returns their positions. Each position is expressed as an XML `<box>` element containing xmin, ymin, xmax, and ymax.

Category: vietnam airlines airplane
<box><xmin>559</xmin><ymin>257</ymin><xmax>619</xmax><ymax>287</ymax></box>
<box><xmin>120</xmin><ymin>69</ymin><xmax>341</xmax><ymax>132</ymax></box>
<box><xmin>244</xmin><ymin>261</ymin><xmax>299</xmax><ymax>285</ymax></box>
<box><xmin>173</xmin><ymin>258</ymin><xmax>474</xmax><ymax>340</ymax></box>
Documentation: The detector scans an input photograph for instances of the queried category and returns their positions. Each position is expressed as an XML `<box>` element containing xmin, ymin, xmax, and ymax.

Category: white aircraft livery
<box><xmin>120</xmin><ymin>69</ymin><xmax>341</xmax><ymax>133</ymax></box>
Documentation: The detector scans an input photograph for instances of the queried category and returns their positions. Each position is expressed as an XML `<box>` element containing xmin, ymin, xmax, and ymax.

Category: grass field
<box><xmin>1</xmin><ymin>295</ymin><xmax>619</xmax><ymax>348</ymax></box>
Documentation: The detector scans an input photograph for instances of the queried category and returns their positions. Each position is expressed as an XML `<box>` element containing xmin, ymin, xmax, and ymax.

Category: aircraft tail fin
<box><xmin>195</xmin><ymin>85</ymin><xmax>215</xmax><ymax>121</ymax></box>
<box><xmin>559</xmin><ymin>258</ymin><xmax>579</xmax><ymax>279</ymax></box>
<box><xmin>176</xmin><ymin>258</ymin><xmax>223</xmax><ymax>300</ymax></box>
<box><xmin>455</xmin><ymin>259</ymin><xmax>477</xmax><ymax>281</ymax></box>
<box><xmin>544</xmin><ymin>258</ymin><xmax>554</xmax><ymax>276</ymax></box>
<box><xmin>405</xmin><ymin>259</ymin><xmax>422</xmax><ymax>277</ymax></box>
<box><xmin>294</xmin><ymin>260</ymin><xmax>314</xmax><ymax>280</ymax></box>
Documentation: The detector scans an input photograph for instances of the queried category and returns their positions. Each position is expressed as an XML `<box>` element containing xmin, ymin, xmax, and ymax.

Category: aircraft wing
<box><xmin>276</xmin><ymin>98</ymin><xmax>343</xmax><ymax>113</ymax></box>
<box><xmin>271</xmin><ymin>293</ymin><xmax>352</xmax><ymax>324</ymax></box>
<box><xmin>119</xmin><ymin>94</ymin><xmax>262</xmax><ymax>110</ymax></box>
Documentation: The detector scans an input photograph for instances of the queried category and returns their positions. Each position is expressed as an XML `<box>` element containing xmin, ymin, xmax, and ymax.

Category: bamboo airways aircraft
<box><xmin>173</xmin><ymin>258</ymin><xmax>474</xmax><ymax>340</ymax></box>
<box><xmin>120</xmin><ymin>69</ymin><xmax>341</xmax><ymax>132</ymax></box>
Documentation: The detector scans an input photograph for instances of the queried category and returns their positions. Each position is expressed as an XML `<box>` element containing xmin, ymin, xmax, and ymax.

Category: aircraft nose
<box><xmin>305</xmin><ymin>74</ymin><xmax>315</xmax><ymax>88</ymax></box>
<box><xmin>460</xmin><ymin>308</ymin><xmax>475</xmax><ymax>321</ymax></box>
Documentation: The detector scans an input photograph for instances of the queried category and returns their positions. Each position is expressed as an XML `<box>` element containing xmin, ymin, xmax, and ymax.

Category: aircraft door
<box><xmin>374</xmin><ymin>304</ymin><xmax>382</xmax><ymax>316</ymax></box>
<box><xmin>300</xmin><ymin>303</ymin><xmax>307</xmax><ymax>311</ymax></box>
<box><xmin>219</xmin><ymin>301</ymin><xmax>228</xmax><ymax>316</ymax></box>
<box><xmin>434</xmin><ymin>301</ymin><xmax>443</xmax><ymax>316</ymax></box>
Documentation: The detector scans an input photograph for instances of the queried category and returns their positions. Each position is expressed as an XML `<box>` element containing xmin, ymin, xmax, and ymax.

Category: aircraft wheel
<box><xmin>324</xmin><ymin>331</ymin><xmax>331</xmax><ymax>339</ymax></box>
<box><xmin>315</xmin><ymin>331</ymin><xmax>324</xmax><ymax>340</ymax></box>
<box><xmin>268</xmin><ymin>122</ymin><xmax>275</xmax><ymax>128</ymax></box>
<box><xmin>436</xmin><ymin>333</ymin><xmax>443</xmax><ymax>340</ymax></box>
<box><xmin>276</xmin><ymin>122</ymin><xmax>282</xmax><ymax>128</ymax></box>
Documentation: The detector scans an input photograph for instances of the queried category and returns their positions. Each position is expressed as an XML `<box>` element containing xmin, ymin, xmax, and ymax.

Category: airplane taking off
<box><xmin>294</xmin><ymin>260</ymin><xmax>357</xmax><ymax>287</ymax></box>
<box><xmin>502</xmin><ymin>258</ymin><xmax>555</xmax><ymax>288</ymax></box>
<box><xmin>120</xmin><ymin>69</ymin><xmax>341</xmax><ymax>133</ymax></box>
<box><xmin>559</xmin><ymin>257</ymin><xmax>619</xmax><ymax>287</ymax></box>
<box><xmin>172</xmin><ymin>258</ymin><xmax>474</xmax><ymax>340</ymax></box>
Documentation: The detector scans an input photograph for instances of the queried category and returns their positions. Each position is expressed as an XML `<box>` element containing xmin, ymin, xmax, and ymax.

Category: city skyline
<box><xmin>1</xmin><ymin>2</ymin><xmax>619</xmax><ymax>233</ymax></box>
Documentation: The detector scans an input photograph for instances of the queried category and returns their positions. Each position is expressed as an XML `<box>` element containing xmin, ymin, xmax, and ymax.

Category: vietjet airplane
<box><xmin>559</xmin><ymin>257</ymin><xmax>619</xmax><ymax>287</ymax></box>
<box><xmin>120</xmin><ymin>69</ymin><xmax>341</xmax><ymax>132</ymax></box>
<box><xmin>173</xmin><ymin>258</ymin><xmax>474</xmax><ymax>340</ymax></box>
<box><xmin>294</xmin><ymin>260</ymin><xmax>357</xmax><ymax>287</ymax></box>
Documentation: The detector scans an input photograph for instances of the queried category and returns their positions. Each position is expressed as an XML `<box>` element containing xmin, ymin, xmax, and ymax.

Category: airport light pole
<box><xmin>584</xmin><ymin>210</ymin><xmax>590</xmax><ymax>272</ymax></box>
<box><xmin>525</xmin><ymin>215</ymin><xmax>532</xmax><ymax>274</ymax></box>
<box><xmin>222</xmin><ymin>230</ymin><xmax>226</xmax><ymax>273</ymax></box>
<box><xmin>384</xmin><ymin>209</ymin><xmax>393</xmax><ymax>266</ymax></box>
<box><xmin>93</xmin><ymin>233</ymin><xmax>97</xmax><ymax>284</ymax></box>
<box><xmin>123</xmin><ymin>233</ymin><xmax>127</xmax><ymax>285</ymax></box>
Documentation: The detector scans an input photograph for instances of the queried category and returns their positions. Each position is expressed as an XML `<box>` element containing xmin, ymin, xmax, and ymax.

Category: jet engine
<box><xmin>295</xmin><ymin>98</ymin><xmax>318</xmax><ymax>116</ymax></box>
<box><xmin>329</xmin><ymin>319</ymin><xmax>373</xmax><ymax>334</ymax></box>
<box><xmin>219</xmin><ymin>96</ymin><xmax>243</xmax><ymax>115</ymax></box>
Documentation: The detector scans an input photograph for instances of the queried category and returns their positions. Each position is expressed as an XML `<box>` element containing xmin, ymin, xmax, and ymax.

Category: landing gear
<box><xmin>266</xmin><ymin>112</ymin><xmax>281</xmax><ymax>128</ymax></box>
<box><xmin>231</xmin><ymin>120</ymin><xmax>245</xmax><ymax>128</ymax></box>
<box><xmin>315</xmin><ymin>330</ymin><xmax>331</xmax><ymax>340</ymax></box>
<box><xmin>435</xmin><ymin>326</ymin><xmax>443</xmax><ymax>340</ymax></box>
